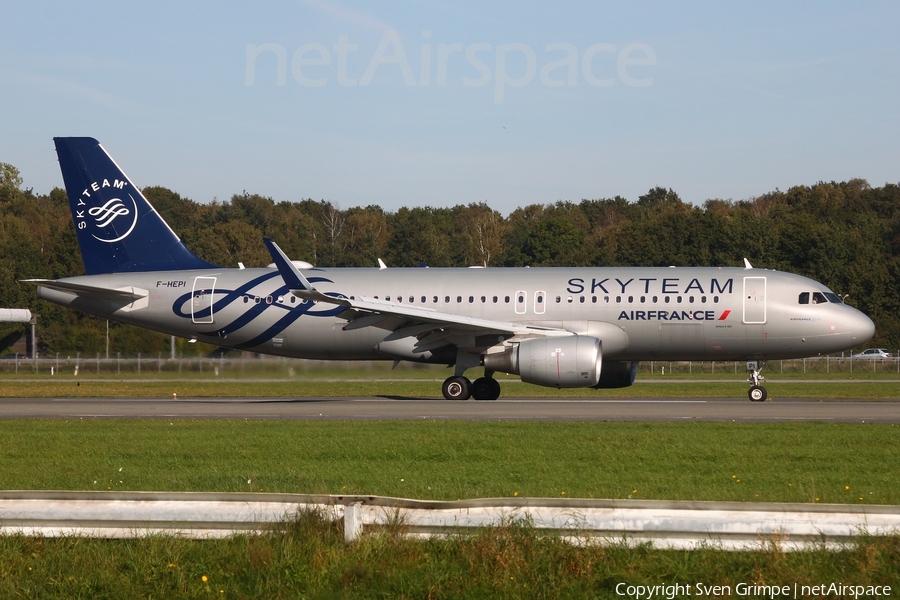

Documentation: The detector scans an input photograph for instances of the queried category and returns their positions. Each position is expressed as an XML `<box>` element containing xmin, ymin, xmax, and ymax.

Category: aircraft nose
<box><xmin>849</xmin><ymin>309</ymin><xmax>876</xmax><ymax>345</ymax></box>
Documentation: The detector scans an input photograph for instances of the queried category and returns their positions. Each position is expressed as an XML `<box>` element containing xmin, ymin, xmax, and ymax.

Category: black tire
<box><xmin>442</xmin><ymin>376</ymin><xmax>471</xmax><ymax>400</ymax></box>
<box><xmin>488</xmin><ymin>378</ymin><xmax>501</xmax><ymax>400</ymax></box>
<box><xmin>748</xmin><ymin>385</ymin><xmax>767</xmax><ymax>402</ymax></box>
<box><xmin>472</xmin><ymin>377</ymin><xmax>499</xmax><ymax>401</ymax></box>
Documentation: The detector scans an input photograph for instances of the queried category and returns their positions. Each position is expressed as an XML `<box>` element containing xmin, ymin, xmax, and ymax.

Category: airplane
<box><xmin>25</xmin><ymin>137</ymin><xmax>876</xmax><ymax>402</ymax></box>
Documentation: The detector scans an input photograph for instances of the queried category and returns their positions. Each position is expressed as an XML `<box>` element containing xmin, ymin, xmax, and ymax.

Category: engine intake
<box><xmin>484</xmin><ymin>335</ymin><xmax>601</xmax><ymax>388</ymax></box>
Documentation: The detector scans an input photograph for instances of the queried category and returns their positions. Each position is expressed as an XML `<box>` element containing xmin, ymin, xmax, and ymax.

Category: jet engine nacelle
<box><xmin>484</xmin><ymin>335</ymin><xmax>602</xmax><ymax>388</ymax></box>
<box><xmin>593</xmin><ymin>360</ymin><xmax>638</xmax><ymax>389</ymax></box>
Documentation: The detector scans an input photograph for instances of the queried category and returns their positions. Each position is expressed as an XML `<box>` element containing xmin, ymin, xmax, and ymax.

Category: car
<box><xmin>851</xmin><ymin>348</ymin><xmax>893</xmax><ymax>359</ymax></box>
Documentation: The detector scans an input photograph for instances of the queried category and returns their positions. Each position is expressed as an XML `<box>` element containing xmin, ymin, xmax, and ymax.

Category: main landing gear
<box><xmin>747</xmin><ymin>361</ymin><xmax>767</xmax><ymax>402</ymax></box>
<box><xmin>441</xmin><ymin>373</ymin><xmax>501</xmax><ymax>400</ymax></box>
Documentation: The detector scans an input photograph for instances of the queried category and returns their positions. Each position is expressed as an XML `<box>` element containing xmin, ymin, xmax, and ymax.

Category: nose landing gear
<box><xmin>747</xmin><ymin>361</ymin><xmax>767</xmax><ymax>402</ymax></box>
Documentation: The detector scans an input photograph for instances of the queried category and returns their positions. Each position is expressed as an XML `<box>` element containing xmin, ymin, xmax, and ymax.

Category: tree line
<box><xmin>1</xmin><ymin>161</ymin><xmax>898</xmax><ymax>355</ymax></box>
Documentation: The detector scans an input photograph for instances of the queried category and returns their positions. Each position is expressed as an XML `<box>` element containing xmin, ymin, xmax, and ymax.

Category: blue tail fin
<box><xmin>53</xmin><ymin>137</ymin><xmax>216</xmax><ymax>274</ymax></box>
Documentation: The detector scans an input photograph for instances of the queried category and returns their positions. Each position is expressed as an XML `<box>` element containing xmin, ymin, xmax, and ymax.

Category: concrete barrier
<box><xmin>1</xmin><ymin>491</ymin><xmax>898</xmax><ymax>550</ymax></box>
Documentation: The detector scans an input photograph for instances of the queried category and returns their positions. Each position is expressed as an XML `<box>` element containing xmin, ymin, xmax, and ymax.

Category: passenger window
<box><xmin>457</xmin><ymin>296</ymin><xmax>462</xmax><ymax>303</ymax></box>
<box><xmin>445</xmin><ymin>296</ymin><xmax>450</xmax><ymax>303</ymax></box>
<box><xmin>799</xmin><ymin>292</ymin><xmax>809</xmax><ymax>304</ymax></box>
<box><xmin>493</xmin><ymin>296</ymin><xmax>498</xmax><ymax>303</ymax></box>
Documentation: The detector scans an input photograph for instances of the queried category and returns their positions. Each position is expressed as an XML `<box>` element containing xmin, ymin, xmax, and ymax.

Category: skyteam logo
<box><xmin>89</xmin><ymin>198</ymin><xmax>130</xmax><ymax>227</ymax></box>
<box><xmin>74</xmin><ymin>179</ymin><xmax>139</xmax><ymax>243</ymax></box>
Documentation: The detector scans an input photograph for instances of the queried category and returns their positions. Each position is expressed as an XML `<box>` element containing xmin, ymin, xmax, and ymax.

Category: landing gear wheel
<box><xmin>442</xmin><ymin>376</ymin><xmax>472</xmax><ymax>400</ymax></box>
<box><xmin>488</xmin><ymin>378</ymin><xmax>501</xmax><ymax>400</ymax></box>
<box><xmin>746</xmin><ymin>361</ymin><xmax>767</xmax><ymax>403</ymax></box>
<box><xmin>749</xmin><ymin>385</ymin><xmax>767</xmax><ymax>402</ymax></box>
<box><xmin>472</xmin><ymin>377</ymin><xmax>501</xmax><ymax>401</ymax></box>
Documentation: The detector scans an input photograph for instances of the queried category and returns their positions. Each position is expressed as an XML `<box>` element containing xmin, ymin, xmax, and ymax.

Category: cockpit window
<box><xmin>812</xmin><ymin>292</ymin><xmax>828</xmax><ymax>304</ymax></box>
<box><xmin>824</xmin><ymin>292</ymin><xmax>842</xmax><ymax>303</ymax></box>
<box><xmin>798</xmin><ymin>292</ymin><xmax>809</xmax><ymax>304</ymax></box>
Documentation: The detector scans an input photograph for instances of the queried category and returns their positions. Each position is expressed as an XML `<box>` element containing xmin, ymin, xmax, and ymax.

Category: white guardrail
<box><xmin>2</xmin><ymin>491</ymin><xmax>899</xmax><ymax>550</ymax></box>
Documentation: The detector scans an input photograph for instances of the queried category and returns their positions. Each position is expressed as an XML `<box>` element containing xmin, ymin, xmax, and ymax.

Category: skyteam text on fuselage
<box><xmin>25</xmin><ymin>137</ymin><xmax>876</xmax><ymax>402</ymax></box>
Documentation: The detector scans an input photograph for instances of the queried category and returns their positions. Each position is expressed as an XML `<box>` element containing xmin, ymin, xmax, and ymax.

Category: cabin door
<box><xmin>191</xmin><ymin>276</ymin><xmax>216</xmax><ymax>324</ymax></box>
<box><xmin>742</xmin><ymin>277</ymin><xmax>766</xmax><ymax>324</ymax></box>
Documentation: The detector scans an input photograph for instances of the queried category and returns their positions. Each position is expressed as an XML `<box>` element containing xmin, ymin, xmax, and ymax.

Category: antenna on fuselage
<box><xmin>743</xmin><ymin>258</ymin><xmax>753</xmax><ymax>269</ymax></box>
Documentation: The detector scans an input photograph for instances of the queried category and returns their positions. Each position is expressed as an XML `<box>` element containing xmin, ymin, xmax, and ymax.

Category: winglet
<box><xmin>263</xmin><ymin>238</ymin><xmax>308</xmax><ymax>289</ymax></box>
<box><xmin>262</xmin><ymin>238</ymin><xmax>349</xmax><ymax>306</ymax></box>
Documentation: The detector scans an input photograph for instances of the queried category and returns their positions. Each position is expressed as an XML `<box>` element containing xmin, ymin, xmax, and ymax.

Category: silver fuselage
<box><xmin>37</xmin><ymin>266</ymin><xmax>875</xmax><ymax>362</ymax></box>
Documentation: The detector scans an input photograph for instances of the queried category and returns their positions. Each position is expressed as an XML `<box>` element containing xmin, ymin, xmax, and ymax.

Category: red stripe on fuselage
<box><xmin>718</xmin><ymin>310</ymin><xmax>731</xmax><ymax>320</ymax></box>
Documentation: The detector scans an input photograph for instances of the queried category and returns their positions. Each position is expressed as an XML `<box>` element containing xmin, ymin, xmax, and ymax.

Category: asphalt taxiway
<box><xmin>0</xmin><ymin>396</ymin><xmax>898</xmax><ymax>422</ymax></box>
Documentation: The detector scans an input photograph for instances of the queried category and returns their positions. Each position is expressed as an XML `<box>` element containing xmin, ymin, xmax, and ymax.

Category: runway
<box><xmin>1</xmin><ymin>396</ymin><xmax>898</xmax><ymax>422</ymax></box>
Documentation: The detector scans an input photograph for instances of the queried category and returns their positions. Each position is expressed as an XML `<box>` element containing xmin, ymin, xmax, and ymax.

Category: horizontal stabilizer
<box><xmin>22</xmin><ymin>279</ymin><xmax>149</xmax><ymax>301</ymax></box>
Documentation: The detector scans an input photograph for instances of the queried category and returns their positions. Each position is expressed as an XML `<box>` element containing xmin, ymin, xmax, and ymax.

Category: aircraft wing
<box><xmin>263</xmin><ymin>239</ymin><xmax>569</xmax><ymax>353</ymax></box>
<box><xmin>22</xmin><ymin>279</ymin><xmax>149</xmax><ymax>301</ymax></box>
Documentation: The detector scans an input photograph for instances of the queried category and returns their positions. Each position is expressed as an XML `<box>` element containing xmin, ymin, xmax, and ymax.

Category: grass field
<box><xmin>2</xmin><ymin>371</ymin><xmax>898</xmax><ymax>597</ymax></box>
<box><xmin>2</xmin><ymin>516</ymin><xmax>897</xmax><ymax>599</ymax></box>
<box><xmin>2</xmin><ymin>420</ymin><xmax>900</xmax><ymax>598</ymax></box>
<box><xmin>2</xmin><ymin>420</ymin><xmax>898</xmax><ymax>504</ymax></box>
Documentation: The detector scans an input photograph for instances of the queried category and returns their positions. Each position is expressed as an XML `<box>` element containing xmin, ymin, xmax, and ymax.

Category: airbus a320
<box><xmin>25</xmin><ymin>138</ymin><xmax>876</xmax><ymax>402</ymax></box>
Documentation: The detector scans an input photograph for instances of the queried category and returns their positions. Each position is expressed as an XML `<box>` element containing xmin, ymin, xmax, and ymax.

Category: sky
<box><xmin>2</xmin><ymin>1</ymin><xmax>899</xmax><ymax>214</ymax></box>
